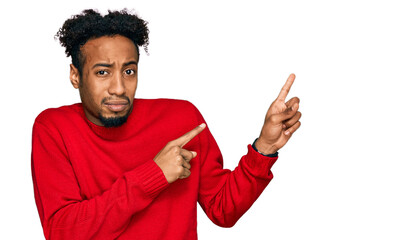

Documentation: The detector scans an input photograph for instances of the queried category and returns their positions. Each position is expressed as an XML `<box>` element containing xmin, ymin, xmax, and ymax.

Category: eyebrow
<box><xmin>92</xmin><ymin>61</ymin><xmax>138</xmax><ymax>69</ymax></box>
<box><xmin>92</xmin><ymin>63</ymin><xmax>112</xmax><ymax>69</ymax></box>
<box><xmin>123</xmin><ymin>61</ymin><xmax>138</xmax><ymax>67</ymax></box>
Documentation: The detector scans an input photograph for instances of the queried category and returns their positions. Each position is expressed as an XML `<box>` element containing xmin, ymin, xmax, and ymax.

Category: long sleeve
<box><xmin>193</xmin><ymin>106</ymin><xmax>278</xmax><ymax>227</ymax></box>
<box><xmin>31</xmin><ymin>121</ymin><xmax>169</xmax><ymax>240</ymax></box>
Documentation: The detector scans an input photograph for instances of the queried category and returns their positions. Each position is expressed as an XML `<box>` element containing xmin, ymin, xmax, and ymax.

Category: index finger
<box><xmin>173</xmin><ymin>123</ymin><xmax>206</xmax><ymax>147</ymax></box>
<box><xmin>276</xmin><ymin>73</ymin><xmax>296</xmax><ymax>101</ymax></box>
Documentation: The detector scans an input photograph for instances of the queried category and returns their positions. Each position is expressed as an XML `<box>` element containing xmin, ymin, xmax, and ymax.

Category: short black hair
<box><xmin>55</xmin><ymin>9</ymin><xmax>149</xmax><ymax>76</ymax></box>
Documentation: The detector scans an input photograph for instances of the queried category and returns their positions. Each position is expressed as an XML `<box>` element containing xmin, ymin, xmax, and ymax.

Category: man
<box><xmin>31</xmin><ymin>9</ymin><xmax>301</xmax><ymax>240</ymax></box>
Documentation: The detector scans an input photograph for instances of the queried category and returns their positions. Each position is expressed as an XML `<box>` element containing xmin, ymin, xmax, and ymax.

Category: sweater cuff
<box><xmin>244</xmin><ymin>144</ymin><xmax>279</xmax><ymax>178</ymax></box>
<box><xmin>252</xmin><ymin>138</ymin><xmax>279</xmax><ymax>157</ymax></box>
<box><xmin>127</xmin><ymin>160</ymin><xmax>169</xmax><ymax>199</ymax></box>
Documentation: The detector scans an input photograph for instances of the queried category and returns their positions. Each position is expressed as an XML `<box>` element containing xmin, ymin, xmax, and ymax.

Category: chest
<box><xmin>63</xmin><ymin>124</ymin><xmax>201</xmax><ymax>200</ymax></box>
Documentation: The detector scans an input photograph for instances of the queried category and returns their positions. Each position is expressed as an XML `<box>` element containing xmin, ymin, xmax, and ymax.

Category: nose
<box><xmin>108</xmin><ymin>72</ymin><xmax>126</xmax><ymax>96</ymax></box>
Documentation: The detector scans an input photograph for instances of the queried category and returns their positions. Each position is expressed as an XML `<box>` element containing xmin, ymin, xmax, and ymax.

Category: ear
<box><xmin>70</xmin><ymin>64</ymin><xmax>81</xmax><ymax>89</ymax></box>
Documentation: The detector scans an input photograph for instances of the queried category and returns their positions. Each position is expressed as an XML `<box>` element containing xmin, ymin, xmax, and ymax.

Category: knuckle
<box><xmin>175</xmin><ymin>155</ymin><xmax>183</xmax><ymax>163</ymax></box>
<box><xmin>172</xmin><ymin>146</ymin><xmax>181</xmax><ymax>154</ymax></box>
<box><xmin>269</xmin><ymin>115</ymin><xmax>280</xmax><ymax>124</ymax></box>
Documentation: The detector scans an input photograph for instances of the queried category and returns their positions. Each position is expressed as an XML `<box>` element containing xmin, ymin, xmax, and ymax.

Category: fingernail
<box><xmin>191</xmin><ymin>151</ymin><xmax>197</xmax><ymax>157</ymax></box>
<box><xmin>199</xmin><ymin>123</ymin><xmax>206</xmax><ymax>128</ymax></box>
<box><xmin>284</xmin><ymin>130</ymin><xmax>290</xmax><ymax>135</ymax></box>
<box><xmin>282</xmin><ymin>124</ymin><xmax>286</xmax><ymax>128</ymax></box>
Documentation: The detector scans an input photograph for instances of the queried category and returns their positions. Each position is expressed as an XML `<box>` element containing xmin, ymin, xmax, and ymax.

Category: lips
<box><xmin>104</xmin><ymin>100</ymin><xmax>129</xmax><ymax>112</ymax></box>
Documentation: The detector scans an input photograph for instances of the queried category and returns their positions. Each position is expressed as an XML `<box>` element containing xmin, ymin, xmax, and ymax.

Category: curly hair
<box><xmin>55</xmin><ymin>9</ymin><xmax>149</xmax><ymax>76</ymax></box>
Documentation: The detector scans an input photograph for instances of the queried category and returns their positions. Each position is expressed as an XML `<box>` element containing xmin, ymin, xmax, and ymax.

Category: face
<box><xmin>70</xmin><ymin>35</ymin><xmax>139</xmax><ymax>127</ymax></box>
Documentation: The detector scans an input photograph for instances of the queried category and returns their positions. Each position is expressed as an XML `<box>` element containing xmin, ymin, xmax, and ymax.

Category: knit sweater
<box><xmin>31</xmin><ymin>98</ymin><xmax>278</xmax><ymax>240</ymax></box>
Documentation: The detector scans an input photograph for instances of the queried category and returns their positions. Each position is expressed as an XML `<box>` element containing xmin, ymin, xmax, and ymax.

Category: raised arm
<box><xmin>196</xmin><ymin>74</ymin><xmax>302</xmax><ymax>227</ymax></box>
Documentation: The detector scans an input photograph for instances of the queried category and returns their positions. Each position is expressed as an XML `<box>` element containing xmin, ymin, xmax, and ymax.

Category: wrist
<box><xmin>253</xmin><ymin>138</ymin><xmax>279</xmax><ymax>157</ymax></box>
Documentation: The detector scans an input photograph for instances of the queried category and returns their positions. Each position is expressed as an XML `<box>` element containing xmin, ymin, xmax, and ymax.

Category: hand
<box><xmin>154</xmin><ymin>123</ymin><xmax>206</xmax><ymax>183</ymax></box>
<box><xmin>255</xmin><ymin>74</ymin><xmax>302</xmax><ymax>154</ymax></box>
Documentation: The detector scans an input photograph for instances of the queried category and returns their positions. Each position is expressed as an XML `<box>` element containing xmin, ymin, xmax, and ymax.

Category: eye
<box><xmin>96</xmin><ymin>70</ymin><xmax>108</xmax><ymax>76</ymax></box>
<box><xmin>125</xmin><ymin>69</ymin><xmax>135</xmax><ymax>75</ymax></box>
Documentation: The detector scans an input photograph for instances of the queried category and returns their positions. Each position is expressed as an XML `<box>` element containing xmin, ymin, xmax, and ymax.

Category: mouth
<box><xmin>103</xmin><ymin>100</ymin><xmax>129</xmax><ymax>112</ymax></box>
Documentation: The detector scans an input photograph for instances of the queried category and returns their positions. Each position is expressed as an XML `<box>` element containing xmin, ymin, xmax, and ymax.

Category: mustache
<box><xmin>101</xmin><ymin>96</ymin><xmax>131</xmax><ymax>105</ymax></box>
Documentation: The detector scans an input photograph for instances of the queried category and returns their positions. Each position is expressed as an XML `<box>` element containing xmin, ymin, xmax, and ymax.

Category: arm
<box><xmin>196</xmin><ymin>74</ymin><xmax>301</xmax><ymax>227</ymax></box>
<box><xmin>31</xmin><ymin>121</ymin><xmax>168</xmax><ymax>240</ymax></box>
<box><xmin>196</xmin><ymin>122</ymin><xmax>279</xmax><ymax>227</ymax></box>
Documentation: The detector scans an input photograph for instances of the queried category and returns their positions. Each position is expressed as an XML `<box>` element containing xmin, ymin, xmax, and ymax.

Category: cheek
<box><xmin>82</xmin><ymin>80</ymin><xmax>106</xmax><ymax>109</ymax></box>
<box><xmin>126</xmin><ymin>79</ymin><xmax>138</xmax><ymax>96</ymax></box>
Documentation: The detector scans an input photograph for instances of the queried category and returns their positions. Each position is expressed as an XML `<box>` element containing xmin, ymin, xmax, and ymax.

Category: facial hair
<box><xmin>99</xmin><ymin>96</ymin><xmax>132</xmax><ymax>128</ymax></box>
<box><xmin>98</xmin><ymin>113</ymin><xmax>129</xmax><ymax>128</ymax></box>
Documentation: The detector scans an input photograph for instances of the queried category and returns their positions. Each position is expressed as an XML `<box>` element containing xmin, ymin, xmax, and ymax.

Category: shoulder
<box><xmin>34</xmin><ymin>103</ymin><xmax>83</xmax><ymax>128</ymax></box>
<box><xmin>134</xmin><ymin>98</ymin><xmax>197</xmax><ymax>110</ymax></box>
<box><xmin>134</xmin><ymin>98</ymin><xmax>201</xmax><ymax>116</ymax></box>
<box><xmin>133</xmin><ymin>98</ymin><xmax>205</xmax><ymax>128</ymax></box>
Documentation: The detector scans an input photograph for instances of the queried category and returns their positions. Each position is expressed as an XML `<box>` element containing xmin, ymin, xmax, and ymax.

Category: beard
<box><xmin>98</xmin><ymin>113</ymin><xmax>129</xmax><ymax>128</ymax></box>
<box><xmin>98</xmin><ymin>96</ymin><xmax>132</xmax><ymax>128</ymax></box>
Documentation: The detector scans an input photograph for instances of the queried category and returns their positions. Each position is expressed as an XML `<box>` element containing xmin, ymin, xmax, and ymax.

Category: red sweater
<box><xmin>31</xmin><ymin>99</ymin><xmax>278</xmax><ymax>240</ymax></box>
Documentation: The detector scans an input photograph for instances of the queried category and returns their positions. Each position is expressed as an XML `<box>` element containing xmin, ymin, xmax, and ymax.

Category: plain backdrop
<box><xmin>1</xmin><ymin>0</ymin><xmax>414</xmax><ymax>239</ymax></box>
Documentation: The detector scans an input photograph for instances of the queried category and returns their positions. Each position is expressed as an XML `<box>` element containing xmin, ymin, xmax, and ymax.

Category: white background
<box><xmin>1</xmin><ymin>0</ymin><xmax>414</xmax><ymax>239</ymax></box>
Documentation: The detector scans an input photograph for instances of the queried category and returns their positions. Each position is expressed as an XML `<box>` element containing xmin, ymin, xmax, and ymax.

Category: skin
<box><xmin>69</xmin><ymin>34</ymin><xmax>301</xmax><ymax>184</ymax></box>
<box><xmin>154</xmin><ymin>123</ymin><xmax>206</xmax><ymax>183</ymax></box>
<box><xmin>70</xmin><ymin>35</ymin><xmax>139</xmax><ymax>126</ymax></box>
<box><xmin>255</xmin><ymin>74</ymin><xmax>302</xmax><ymax>154</ymax></box>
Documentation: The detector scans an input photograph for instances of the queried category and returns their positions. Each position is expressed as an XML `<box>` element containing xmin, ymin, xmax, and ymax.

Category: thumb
<box><xmin>285</xmin><ymin>102</ymin><xmax>299</xmax><ymax>118</ymax></box>
<box><xmin>274</xmin><ymin>103</ymin><xmax>299</xmax><ymax>123</ymax></box>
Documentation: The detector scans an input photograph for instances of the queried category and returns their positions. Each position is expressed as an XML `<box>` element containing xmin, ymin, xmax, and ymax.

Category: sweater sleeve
<box><xmin>193</xmin><ymin>106</ymin><xmax>278</xmax><ymax>228</ymax></box>
<box><xmin>31</xmin><ymin>121</ymin><xmax>169</xmax><ymax>240</ymax></box>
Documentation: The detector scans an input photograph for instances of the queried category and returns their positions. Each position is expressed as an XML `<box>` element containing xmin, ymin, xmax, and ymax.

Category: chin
<box><xmin>99</xmin><ymin>113</ymin><xmax>130</xmax><ymax>128</ymax></box>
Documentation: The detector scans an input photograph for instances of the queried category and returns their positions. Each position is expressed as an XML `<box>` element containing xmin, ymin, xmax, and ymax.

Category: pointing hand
<box><xmin>255</xmin><ymin>74</ymin><xmax>302</xmax><ymax>155</ymax></box>
<box><xmin>154</xmin><ymin>123</ymin><xmax>206</xmax><ymax>183</ymax></box>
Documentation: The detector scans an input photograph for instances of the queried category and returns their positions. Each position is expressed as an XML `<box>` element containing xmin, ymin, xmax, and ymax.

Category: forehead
<box><xmin>81</xmin><ymin>35</ymin><xmax>138</xmax><ymax>65</ymax></box>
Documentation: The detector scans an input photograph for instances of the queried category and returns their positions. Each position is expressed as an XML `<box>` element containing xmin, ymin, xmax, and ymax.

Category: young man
<box><xmin>31</xmin><ymin>9</ymin><xmax>301</xmax><ymax>240</ymax></box>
